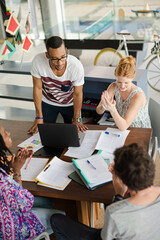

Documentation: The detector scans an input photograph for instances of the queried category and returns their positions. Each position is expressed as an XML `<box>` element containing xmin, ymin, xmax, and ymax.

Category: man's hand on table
<box><xmin>72</xmin><ymin>121</ymin><xmax>88</xmax><ymax>133</ymax></box>
<box><xmin>27</xmin><ymin>118</ymin><xmax>43</xmax><ymax>135</ymax></box>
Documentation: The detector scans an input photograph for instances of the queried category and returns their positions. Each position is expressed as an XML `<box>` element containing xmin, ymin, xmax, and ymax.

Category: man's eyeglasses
<box><xmin>49</xmin><ymin>54</ymin><xmax>68</xmax><ymax>63</ymax></box>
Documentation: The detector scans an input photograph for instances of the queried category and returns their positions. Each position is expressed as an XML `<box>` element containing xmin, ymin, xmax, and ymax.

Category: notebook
<box><xmin>35</xmin><ymin>156</ymin><xmax>73</xmax><ymax>190</ymax></box>
<box><xmin>34</xmin><ymin>123</ymin><xmax>85</xmax><ymax>158</ymax></box>
<box><xmin>72</xmin><ymin>153</ymin><xmax>112</xmax><ymax>189</ymax></box>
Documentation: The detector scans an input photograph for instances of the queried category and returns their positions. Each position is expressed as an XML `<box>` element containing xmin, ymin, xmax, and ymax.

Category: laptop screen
<box><xmin>38</xmin><ymin>123</ymin><xmax>80</xmax><ymax>148</ymax></box>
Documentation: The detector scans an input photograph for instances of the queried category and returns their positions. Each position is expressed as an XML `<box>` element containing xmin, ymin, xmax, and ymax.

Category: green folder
<box><xmin>68</xmin><ymin>171</ymin><xmax>96</xmax><ymax>190</ymax></box>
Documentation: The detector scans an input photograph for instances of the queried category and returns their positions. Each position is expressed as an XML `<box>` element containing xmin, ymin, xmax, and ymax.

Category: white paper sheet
<box><xmin>18</xmin><ymin>132</ymin><xmax>43</xmax><ymax>152</ymax></box>
<box><xmin>64</xmin><ymin>130</ymin><xmax>102</xmax><ymax>158</ymax></box>
<box><xmin>95</xmin><ymin>128</ymin><xmax>130</xmax><ymax>153</ymax></box>
<box><xmin>35</xmin><ymin>157</ymin><xmax>73</xmax><ymax>190</ymax></box>
<box><xmin>21</xmin><ymin>158</ymin><xmax>48</xmax><ymax>181</ymax></box>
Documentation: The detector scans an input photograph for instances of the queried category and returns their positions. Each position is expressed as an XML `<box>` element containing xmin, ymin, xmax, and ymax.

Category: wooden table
<box><xmin>0</xmin><ymin>120</ymin><xmax>152</xmax><ymax>225</ymax></box>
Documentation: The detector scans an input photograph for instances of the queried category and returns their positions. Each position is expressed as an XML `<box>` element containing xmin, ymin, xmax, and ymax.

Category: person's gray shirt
<box><xmin>101</xmin><ymin>196</ymin><xmax>160</xmax><ymax>240</ymax></box>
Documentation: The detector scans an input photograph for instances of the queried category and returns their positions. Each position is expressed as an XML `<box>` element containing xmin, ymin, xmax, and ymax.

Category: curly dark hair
<box><xmin>0</xmin><ymin>134</ymin><xmax>13</xmax><ymax>174</ymax></box>
<box><xmin>114</xmin><ymin>143</ymin><xmax>155</xmax><ymax>191</ymax></box>
<box><xmin>46</xmin><ymin>36</ymin><xmax>65</xmax><ymax>52</ymax></box>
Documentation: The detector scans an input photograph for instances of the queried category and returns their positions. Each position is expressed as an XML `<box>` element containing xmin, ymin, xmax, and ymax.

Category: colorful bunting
<box><xmin>11</xmin><ymin>37</ymin><xmax>15</xmax><ymax>47</ymax></box>
<box><xmin>6</xmin><ymin>11</ymin><xmax>11</xmax><ymax>16</ymax></box>
<box><xmin>22</xmin><ymin>35</ymin><xmax>33</xmax><ymax>52</ymax></box>
<box><xmin>6</xmin><ymin>13</ymin><xmax>20</xmax><ymax>35</ymax></box>
<box><xmin>17</xmin><ymin>6</ymin><xmax>22</xmax><ymax>23</ymax></box>
<box><xmin>25</xmin><ymin>13</ymin><xmax>30</xmax><ymax>34</ymax></box>
<box><xmin>0</xmin><ymin>40</ymin><xmax>16</xmax><ymax>59</ymax></box>
<box><xmin>6</xmin><ymin>6</ymin><xmax>11</xmax><ymax>16</ymax></box>
<box><xmin>15</xmin><ymin>29</ymin><xmax>22</xmax><ymax>45</ymax></box>
<box><xmin>4</xmin><ymin>19</ymin><xmax>9</xmax><ymax>27</ymax></box>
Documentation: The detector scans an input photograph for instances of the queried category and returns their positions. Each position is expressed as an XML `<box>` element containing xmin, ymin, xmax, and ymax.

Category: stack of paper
<box><xmin>65</xmin><ymin>130</ymin><xmax>102</xmax><ymax>158</ymax></box>
<box><xmin>35</xmin><ymin>156</ymin><xmax>74</xmax><ymax>190</ymax></box>
<box><xmin>72</xmin><ymin>154</ymin><xmax>112</xmax><ymax>189</ymax></box>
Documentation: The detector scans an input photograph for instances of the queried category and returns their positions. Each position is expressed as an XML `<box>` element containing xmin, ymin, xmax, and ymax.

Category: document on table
<box><xmin>18</xmin><ymin>132</ymin><xmax>43</xmax><ymax>152</ymax></box>
<box><xmin>95</xmin><ymin>128</ymin><xmax>130</xmax><ymax>153</ymax></box>
<box><xmin>64</xmin><ymin>130</ymin><xmax>102</xmax><ymax>158</ymax></box>
<box><xmin>35</xmin><ymin>156</ymin><xmax>74</xmax><ymax>190</ymax></box>
<box><xmin>72</xmin><ymin>154</ymin><xmax>112</xmax><ymax>189</ymax></box>
<box><xmin>21</xmin><ymin>158</ymin><xmax>48</xmax><ymax>181</ymax></box>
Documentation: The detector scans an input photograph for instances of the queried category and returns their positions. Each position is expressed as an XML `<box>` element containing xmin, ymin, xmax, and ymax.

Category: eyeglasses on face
<box><xmin>48</xmin><ymin>54</ymin><xmax>68</xmax><ymax>63</ymax></box>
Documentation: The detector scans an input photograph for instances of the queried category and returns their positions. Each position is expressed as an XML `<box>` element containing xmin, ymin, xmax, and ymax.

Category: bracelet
<box><xmin>112</xmin><ymin>194</ymin><xmax>124</xmax><ymax>203</ymax></box>
<box><xmin>73</xmin><ymin>117</ymin><xmax>81</xmax><ymax>122</ymax></box>
<box><xmin>35</xmin><ymin>117</ymin><xmax>43</xmax><ymax>119</ymax></box>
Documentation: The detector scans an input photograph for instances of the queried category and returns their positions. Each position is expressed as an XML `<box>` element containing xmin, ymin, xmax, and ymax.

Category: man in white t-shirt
<box><xmin>28</xmin><ymin>36</ymin><xmax>88</xmax><ymax>134</ymax></box>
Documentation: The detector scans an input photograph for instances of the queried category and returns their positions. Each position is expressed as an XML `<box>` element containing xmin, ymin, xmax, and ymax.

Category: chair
<box><xmin>148</xmin><ymin>98</ymin><xmax>160</xmax><ymax>147</ymax></box>
<box><xmin>151</xmin><ymin>136</ymin><xmax>158</xmax><ymax>162</ymax></box>
<box><xmin>32</xmin><ymin>231</ymin><xmax>50</xmax><ymax>240</ymax></box>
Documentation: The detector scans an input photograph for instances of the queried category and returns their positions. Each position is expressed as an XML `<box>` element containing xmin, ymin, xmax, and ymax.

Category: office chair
<box><xmin>148</xmin><ymin>98</ymin><xmax>160</xmax><ymax>147</ymax></box>
<box><xmin>151</xmin><ymin>136</ymin><xmax>158</xmax><ymax>162</ymax></box>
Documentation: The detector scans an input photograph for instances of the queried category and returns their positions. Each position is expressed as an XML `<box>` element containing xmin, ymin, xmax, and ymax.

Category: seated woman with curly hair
<box><xmin>0</xmin><ymin>124</ymin><xmax>56</xmax><ymax>239</ymax></box>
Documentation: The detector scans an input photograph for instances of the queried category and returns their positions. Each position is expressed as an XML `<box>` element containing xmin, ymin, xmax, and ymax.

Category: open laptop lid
<box><xmin>38</xmin><ymin>123</ymin><xmax>80</xmax><ymax>148</ymax></box>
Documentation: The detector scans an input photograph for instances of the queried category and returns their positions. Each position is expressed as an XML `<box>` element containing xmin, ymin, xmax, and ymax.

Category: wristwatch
<box><xmin>73</xmin><ymin>117</ymin><xmax>82</xmax><ymax>122</ymax></box>
<box><xmin>112</xmin><ymin>194</ymin><xmax>124</xmax><ymax>202</ymax></box>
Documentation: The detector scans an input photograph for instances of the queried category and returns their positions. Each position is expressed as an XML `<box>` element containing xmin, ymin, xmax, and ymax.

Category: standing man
<box><xmin>28</xmin><ymin>36</ymin><xmax>87</xmax><ymax>134</ymax></box>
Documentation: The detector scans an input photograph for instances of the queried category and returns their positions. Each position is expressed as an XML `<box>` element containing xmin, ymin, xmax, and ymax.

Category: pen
<box><xmin>105</xmin><ymin>131</ymin><xmax>120</xmax><ymax>137</ymax></box>
<box><xmin>87</xmin><ymin>160</ymin><xmax>96</xmax><ymax>170</ymax></box>
<box><xmin>25</xmin><ymin>156</ymin><xmax>32</xmax><ymax>170</ymax></box>
<box><xmin>44</xmin><ymin>164</ymin><xmax>51</xmax><ymax>172</ymax></box>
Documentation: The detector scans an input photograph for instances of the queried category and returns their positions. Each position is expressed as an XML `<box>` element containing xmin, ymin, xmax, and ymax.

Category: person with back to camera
<box><xmin>50</xmin><ymin>143</ymin><xmax>160</xmax><ymax>240</ymax></box>
<box><xmin>27</xmin><ymin>36</ymin><xmax>88</xmax><ymax>134</ymax></box>
<box><xmin>0</xmin><ymin>123</ymin><xmax>59</xmax><ymax>239</ymax></box>
<box><xmin>96</xmin><ymin>56</ymin><xmax>151</xmax><ymax>131</ymax></box>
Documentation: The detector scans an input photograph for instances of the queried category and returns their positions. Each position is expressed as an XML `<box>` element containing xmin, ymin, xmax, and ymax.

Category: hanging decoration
<box><xmin>22</xmin><ymin>35</ymin><xmax>33</xmax><ymax>52</ymax></box>
<box><xmin>25</xmin><ymin>12</ymin><xmax>30</xmax><ymax>34</ymax></box>
<box><xmin>6</xmin><ymin>6</ymin><xmax>11</xmax><ymax>16</ymax></box>
<box><xmin>6</xmin><ymin>13</ymin><xmax>20</xmax><ymax>35</ymax></box>
<box><xmin>0</xmin><ymin>40</ymin><xmax>16</xmax><ymax>59</ymax></box>
<box><xmin>15</xmin><ymin>29</ymin><xmax>22</xmax><ymax>45</ymax></box>
<box><xmin>11</xmin><ymin>37</ymin><xmax>15</xmax><ymax>47</ymax></box>
<box><xmin>17</xmin><ymin>5</ymin><xmax>22</xmax><ymax>23</ymax></box>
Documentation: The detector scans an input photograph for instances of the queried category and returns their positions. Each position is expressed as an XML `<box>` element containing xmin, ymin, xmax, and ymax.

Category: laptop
<box><xmin>33</xmin><ymin>123</ymin><xmax>85</xmax><ymax>157</ymax></box>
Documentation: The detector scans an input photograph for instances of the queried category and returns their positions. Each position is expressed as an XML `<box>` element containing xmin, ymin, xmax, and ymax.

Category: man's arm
<box><xmin>109</xmin><ymin>163</ymin><xmax>128</xmax><ymax>202</ymax></box>
<box><xmin>73</xmin><ymin>85</ymin><xmax>88</xmax><ymax>132</ymax></box>
<box><xmin>27</xmin><ymin>76</ymin><xmax>43</xmax><ymax>134</ymax></box>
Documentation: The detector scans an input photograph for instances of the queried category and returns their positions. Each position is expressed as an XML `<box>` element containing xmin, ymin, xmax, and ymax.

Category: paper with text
<box><xmin>35</xmin><ymin>157</ymin><xmax>73</xmax><ymax>190</ymax></box>
<box><xmin>95</xmin><ymin>128</ymin><xmax>130</xmax><ymax>153</ymax></box>
<box><xmin>21</xmin><ymin>158</ymin><xmax>48</xmax><ymax>181</ymax></box>
<box><xmin>18</xmin><ymin>132</ymin><xmax>43</xmax><ymax>152</ymax></box>
<box><xmin>64</xmin><ymin>130</ymin><xmax>102</xmax><ymax>158</ymax></box>
<box><xmin>72</xmin><ymin>154</ymin><xmax>112</xmax><ymax>186</ymax></box>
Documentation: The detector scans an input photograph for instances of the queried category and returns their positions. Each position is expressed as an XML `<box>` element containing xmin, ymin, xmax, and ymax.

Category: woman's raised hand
<box><xmin>11</xmin><ymin>148</ymin><xmax>34</xmax><ymax>173</ymax></box>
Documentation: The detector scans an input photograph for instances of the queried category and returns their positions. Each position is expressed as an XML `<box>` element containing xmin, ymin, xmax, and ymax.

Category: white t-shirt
<box><xmin>31</xmin><ymin>53</ymin><xmax>84</xmax><ymax>107</ymax></box>
<box><xmin>101</xmin><ymin>196</ymin><xmax>160</xmax><ymax>240</ymax></box>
